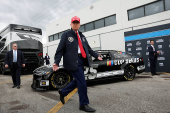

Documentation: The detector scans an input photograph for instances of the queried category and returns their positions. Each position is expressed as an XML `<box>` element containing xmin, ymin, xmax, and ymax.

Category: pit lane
<box><xmin>0</xmin><ymin>73</ymin><xmax>170</xmax><ymax>113</ymax></box>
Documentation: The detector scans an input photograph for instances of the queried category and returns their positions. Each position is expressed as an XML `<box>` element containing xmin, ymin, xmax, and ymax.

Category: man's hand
<box><xmin>5</xmin><ymin>64</ymin><xmax>8</xmax><ymax>68</ymax></box>
<box><xmin>53</xmin><ymin>63</ymin><xmax>59</xmax><ymax>71</ymax></box>
<box><xmin>98</xmin><ymin>54</ymin><xmax>103</xmax><ymax>61</ymax></box>
<box><xmin>22</xmin><ymin>64</ymin><xmax>25</xmax><ymax>67</ymax></box>
<box><xmin>157</xmin><ymin>51</ymin><xmax>161</xmax><ymax>54</ymax></box>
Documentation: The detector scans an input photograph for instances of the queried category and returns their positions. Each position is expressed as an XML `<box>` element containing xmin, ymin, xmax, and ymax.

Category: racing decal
<box><xmin>68</xmin><ymin>37</ymin><xmax>74</xmax><ymax>42</ymax></box>
<box><xmin>107</xmin><ymin>61</ymin><xmax>114</xmax><ymax>66</ymax></box>
<box><xmin>113</xmin><ymin>58</ymin><xmax>139</xmax><ymax>65</ymax></box>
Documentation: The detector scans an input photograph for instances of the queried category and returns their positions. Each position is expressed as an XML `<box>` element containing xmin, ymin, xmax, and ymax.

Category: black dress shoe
<box><xmin>17</xmin><ymin>86</ymin><xmax>20</xmax><ymax>89</ymax></box>
<box><xmin>58</xmin><ymin>89</ymin><xmax>65</xmax><ymax>104</ymax></box>
<box><xmin>154</xmin><ymin>73</ymin><xmax>160</xmax><ymax>75</ymax></box>
<box><xmin>79</xmin><ymin>105</ymin><xmax>96</xmax><ymax>112</ymax></box>
<box><xmin>151</xmin><ymin>74</ymin><xmax>154</xmax><ymax>76</ymax></box>
<box><xmin>12</xmin><ymin>85</ymin><xmax>17</xmax><ymax>88</ymax></box>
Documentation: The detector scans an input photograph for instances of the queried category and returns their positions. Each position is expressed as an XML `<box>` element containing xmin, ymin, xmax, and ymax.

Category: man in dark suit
<box><xmin>148</xmin><ymin>40</ymin><xmax>160</xmax><ymax>76</ymax></box>
<box><xmin>53</xmin><ymin>16</ymin><xmax>103</xmax><ymax>112</ymax></box>
<box><xmin>44</xmin><ymin>53</ymin><xmax>50</xmax><ymax>65</ymax></box>
<box><xmin>5</xmin><ymin>43</ymin><xmax>25</xmax><ymax>89</ymax></box>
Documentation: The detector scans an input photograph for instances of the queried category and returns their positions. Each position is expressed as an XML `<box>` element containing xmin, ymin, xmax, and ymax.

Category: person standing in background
<box><xmin>148</xmin><ymin>40</ymin><xmax>160</xmax><ymax>76</ymax></box>
<box><xmin>45</xmin><ymin>53</ymin><xmax>50</xmax><ymax>65</ymax></box>
<box><xmin>5</xmin><ymin>43</ymin><xmax>25</xmax><ymax>89</ymax></box>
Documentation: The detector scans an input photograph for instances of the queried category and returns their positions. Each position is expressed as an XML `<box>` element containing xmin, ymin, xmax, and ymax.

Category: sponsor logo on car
<box><xmin>156</xmin><ymin>39</ymin><xmax>164</xmax><ymax>43</ymax></box>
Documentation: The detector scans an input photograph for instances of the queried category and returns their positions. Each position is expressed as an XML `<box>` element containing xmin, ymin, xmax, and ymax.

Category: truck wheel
<box><xmin>124</xmin><ymin>65</ymin><xmax>136</xmax><ymax>81</ymax></box>
<box><xmin>50</xmin><ymin>71</ymin><xmax>72</xmax><ymax>89</ymax></box>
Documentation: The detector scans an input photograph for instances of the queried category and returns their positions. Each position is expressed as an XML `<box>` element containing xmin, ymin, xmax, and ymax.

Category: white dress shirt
<box><xmin>13</xmin><ymin>49</ymin><xmax>17</xmax><ymax>62</ymax></box>
<box><xmin>75</xmin><ymin>31</ymin><xmax>82</xmax><ymax>54</ymax></box>
<box><xmin>151</xmin><ymin>45</ymin><xmax>155</xmax><ymax>51</ymax></box>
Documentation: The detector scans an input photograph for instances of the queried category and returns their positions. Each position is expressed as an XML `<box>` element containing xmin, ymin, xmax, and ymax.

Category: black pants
<box><xmin>10</xmin><ymin>63</ymin><xmax>21</xmax><ymax>86</ymax></box>
<box><xmin>149</xmin><ymin>59</ymin><xmax>157</xmax><ymax>74</ymax></box>
<box><xmin>62</xmin><ymin>55</ymin><xmax>89</xmax><ymax>106</ymax></box>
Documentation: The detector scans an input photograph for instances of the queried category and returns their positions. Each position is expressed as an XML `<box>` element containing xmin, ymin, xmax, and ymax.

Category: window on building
<box><xmin>165</xmin><ymin>0</ymin><xmax>170</xmax><ymax>11</ymax></box>
<box><xmin>79</xmin><ymin>25</ymin><xmax>85</xmax><ymax>32</ymax></box>
<box><xmin>105</xmin><ymin>15</ymin><xmax>116</xmax><ymax>27</ymax></box>
<box><xmin>128</xmin><ymin>7</ymin><xmax>144</xmax><ymax>20</ymax></box>
<box><xmin>85</xmin><ymin>22</ymin><xmax>94</xmax><ymax>32</ymax></box>
<box><xmin>49</xmin><ymin>35</ymin><xmax>53</xmax><ymax>42</ymax></box>
<box><xmin>54</xmin><ymin>34</ymin><xmax>59</xmax><ymax>40</ymax></box>
<box><xmin>145</xmin><ymin>1</ymin><xmax>164</xmax><ymax>16</ymax></box>
<box><xmin>94</xmin><ymin>19</ymin><xmax>104</xmax><ymax>29</ymax></box>
<box><xmin>59</xmin><ymin>31</ymin><xmax>64</xmax><ymax>39</ymax></box>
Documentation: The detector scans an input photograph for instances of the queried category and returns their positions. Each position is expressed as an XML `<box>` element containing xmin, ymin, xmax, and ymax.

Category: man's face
<box><xmin>46</xmin><ymin>53</ymin><xmax>48</xmax><ymax>56</ymax></box>
<box><xmin>12</xmin><ymin>44</ymin><xmax>17</xmax><ymax>50</ymax></box>
<box><xmin>70</xmin><ymin>21</ymin><xmax>80</xmax><ymax>31</ymax></box>
<box><xmin>150</xmin><ymin>41</ymin><xmax>154</xmax><ymax>45</ymax></box>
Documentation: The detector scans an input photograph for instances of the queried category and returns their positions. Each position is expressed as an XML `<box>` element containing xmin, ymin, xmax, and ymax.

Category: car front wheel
<box><xmin>50</xmin><ymin>71</ymin><xmax>72</xmax><ymax>89</ymax></box>
<box><xmin>124</xmin><ymin>65</ymin><xmax>136</xmax><ymax>81</ymax></box>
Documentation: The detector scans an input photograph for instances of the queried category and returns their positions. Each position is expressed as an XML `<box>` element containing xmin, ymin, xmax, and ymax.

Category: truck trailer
<box><xmin>0</xmin><ymin>24</ymin><xmax>44</xmax><ymax>75</ymax></box>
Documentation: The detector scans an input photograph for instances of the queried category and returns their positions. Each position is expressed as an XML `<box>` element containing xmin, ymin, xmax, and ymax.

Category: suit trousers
<box><xmin>10</xmin><ymin>63</ymin><xmax>21</xmax><ymax>86</ymax></box>
<box><xmin>61</xmin><ymin>55</ymin><xmax>89</xmax><ymax>106</ymax></box>
<box><xmin>149</xmin><ymin>59</ymin><xmax>157</xmax><ymax>74</ymax></box>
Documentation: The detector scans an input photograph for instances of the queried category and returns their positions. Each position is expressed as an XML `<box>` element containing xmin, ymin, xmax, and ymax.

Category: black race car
<box><xmin>31</xmin><ymin>50</ymin><xmax>145</xmax><ymax>90</ymax></box>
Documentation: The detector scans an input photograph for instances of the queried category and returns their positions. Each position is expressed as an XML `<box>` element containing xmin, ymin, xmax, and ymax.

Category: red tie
<box><xmin>76</xmin><ymin>31</ymin><xmax>86</xmax><ymax>58</ymax></box>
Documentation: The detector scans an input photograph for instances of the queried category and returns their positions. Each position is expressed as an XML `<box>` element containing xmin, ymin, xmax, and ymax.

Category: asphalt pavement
<box><xmin>0</xmin><ymin>72</ymin><xmax>170</xmax><ymax>113</ymax></box>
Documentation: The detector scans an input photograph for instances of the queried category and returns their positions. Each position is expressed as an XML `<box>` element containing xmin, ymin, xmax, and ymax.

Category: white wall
<box><xmin>44</xmin><ymin>0</ymin><xmax>170</xmax><ymax>65</ymax></box>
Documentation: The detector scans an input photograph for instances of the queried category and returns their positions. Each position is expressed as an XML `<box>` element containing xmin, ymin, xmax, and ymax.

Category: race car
<box><xmin>31</xmin><ymin>50</ymin><xmax>145</xmax><ymax>90</ymax></box>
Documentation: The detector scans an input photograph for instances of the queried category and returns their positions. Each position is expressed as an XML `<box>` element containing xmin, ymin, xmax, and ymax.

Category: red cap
<box><xmin>71</xmin><ymin>16</ymin><xmax>80</xmax><ymax>23</ymax></box>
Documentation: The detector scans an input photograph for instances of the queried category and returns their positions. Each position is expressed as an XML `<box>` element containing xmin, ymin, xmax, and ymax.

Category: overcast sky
<box><xmin>0</xmin><ymin>0</ymin><xmax>99</xmax><ymax>44</ymax></box>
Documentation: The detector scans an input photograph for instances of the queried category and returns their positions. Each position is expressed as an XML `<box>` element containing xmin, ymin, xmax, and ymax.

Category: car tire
<box><xmin>50</xmin><ymin>71</ymin><xmax>72</xmax><ymax>89</ymax></box>
<box><xmin>124</xmin><ymin>65</ymin><xmax>136</xmax><ymax>81</ymax></box>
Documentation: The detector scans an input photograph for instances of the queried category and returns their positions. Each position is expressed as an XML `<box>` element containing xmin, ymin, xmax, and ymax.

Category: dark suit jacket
<box><xmin>5</xmin><ymin>50</ymin><xmax>25</xmax><ymax>68</ymax></box>
<box><xmin>148</xmin><ymin>45</ymin><xmax>157</xmax><ymax>60</ymax></box>
<box><xmin>54</xmin><ymin>29</ymin><xmax>99</xmax><ymax>71</ymax></box>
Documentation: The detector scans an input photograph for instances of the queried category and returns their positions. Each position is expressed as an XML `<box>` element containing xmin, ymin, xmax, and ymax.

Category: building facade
<box><xmin>44</xmin><ymin>0</ymin><xmax>170</xmax><ymax>66</ymax></box>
